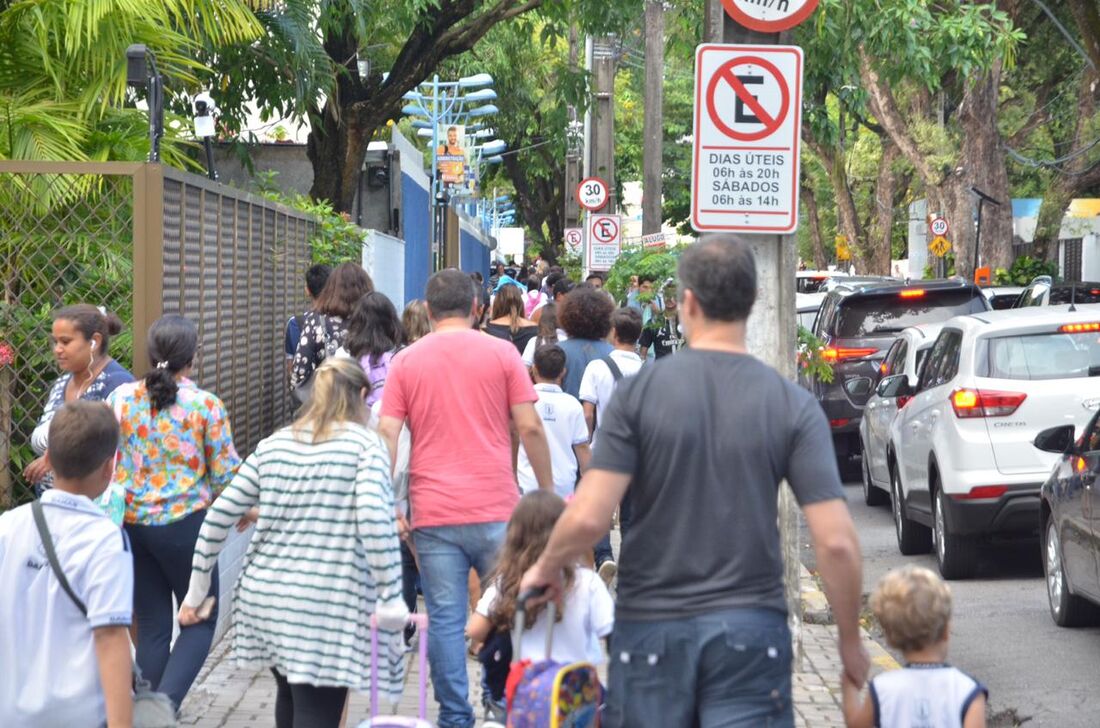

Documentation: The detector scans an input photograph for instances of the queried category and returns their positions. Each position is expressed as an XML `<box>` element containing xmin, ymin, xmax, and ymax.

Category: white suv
<box><xmin>883</xmin><ymin>307</ymin><xmax>1100</xmax><ymax>578</ymax></box>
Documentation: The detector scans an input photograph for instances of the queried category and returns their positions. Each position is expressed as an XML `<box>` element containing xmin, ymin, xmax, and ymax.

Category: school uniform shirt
<box><xmin>0</xmin><ymin>490</ymin><xmax>133</xmax><ymax>727</ymax></box>
<box><xmin>578</xmin><ymin>349</ymin><xmax>644</xmax><ymax>435</ymax></box>
<box><xmin>869</xmin><ymin>664</ymin><xmax>987</xmax><ymax>728</ymax></box>
<box><xmin>517</xmin><ymin>383</ymin><xmax>590</xmax><ymax>497</ymax></box>
<box><xmin>476</xmin><ymin>568</ymin><xmax>614</xmax><ymax>665</ymax></box>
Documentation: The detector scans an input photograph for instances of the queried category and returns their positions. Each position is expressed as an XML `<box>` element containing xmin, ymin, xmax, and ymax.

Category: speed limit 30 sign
<box><xmin>929</xmin><ymin>217</ymin><xmax>950</xmax><ymax>237</ymax></box>
<box><xmin>577</xmin><ymin>177</ymin><xmax>609</xmax><ymax>212</ymax></box>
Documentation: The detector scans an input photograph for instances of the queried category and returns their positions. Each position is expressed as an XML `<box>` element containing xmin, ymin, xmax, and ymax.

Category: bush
<box><xmin>994</xmin><ymin>255</ymin><xmax>1058</xmax><ymax>286</ymax></box>
<box><xmin>605</xmin><ymin>248</ymin><xmax>680</xmax><ymax>305</ymax></box>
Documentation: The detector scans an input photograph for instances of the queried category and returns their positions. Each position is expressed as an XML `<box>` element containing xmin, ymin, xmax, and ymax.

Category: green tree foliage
<box><xmin>0</xmin><ymin>0</ymin><xmax>261</xmax><ymax>162</ymax></box>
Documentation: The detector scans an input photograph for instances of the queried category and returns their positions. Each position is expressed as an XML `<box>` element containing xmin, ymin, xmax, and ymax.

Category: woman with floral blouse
<box><xmin>106</xmin><ymin>315</ymin><xmax>241</xmax><ymax>710</ymax></box>
<box><xmin>24</xmin><ymin>304</ymin><xmax>132</xmax><ymax>522</ymax></box>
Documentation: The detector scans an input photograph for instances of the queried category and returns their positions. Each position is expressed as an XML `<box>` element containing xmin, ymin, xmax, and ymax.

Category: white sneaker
<box><xmin>598</xmin><ymin>559</ymin><xmax>617</xmax><ymax>588</ymax></box>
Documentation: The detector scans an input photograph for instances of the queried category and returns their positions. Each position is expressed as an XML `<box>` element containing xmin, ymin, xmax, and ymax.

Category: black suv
<box><xmin>1014</xmin><ymin>276</ymin><xmax>1100</xmax><ymax>308</ymax></box>
<box><xmin>802</xmin><ymin>279</ymin><xmax>990</xmax><ymax>479</ymax></box>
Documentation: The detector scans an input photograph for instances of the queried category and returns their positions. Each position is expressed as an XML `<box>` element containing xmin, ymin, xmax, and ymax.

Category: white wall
<box><xmin>367</xmin><ymin>230</ymin><xmax>407</xmax><ymax>306</ymax></box>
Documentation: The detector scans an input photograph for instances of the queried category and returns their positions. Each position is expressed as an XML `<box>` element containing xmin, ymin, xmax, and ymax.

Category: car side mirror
<box><xmin>876</xmin><ymin>374</ymin><xmax>911</xmax><ymax>399</ymax></box>
<box><xmin>844</xmin><ymin>377</ymin><xmax>873</xmax><ymax>397</ymax></box>
<box><xmin>1033</xmin><ymin>425</ymin><xmax>1076</xmax><ymax>454</ymax></box>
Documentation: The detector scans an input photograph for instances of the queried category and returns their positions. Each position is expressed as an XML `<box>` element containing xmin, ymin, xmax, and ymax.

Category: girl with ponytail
<box><xmin>105</xmin><ymin>315</ymin><xmax>241</xmax><ymax>710</ymax></box>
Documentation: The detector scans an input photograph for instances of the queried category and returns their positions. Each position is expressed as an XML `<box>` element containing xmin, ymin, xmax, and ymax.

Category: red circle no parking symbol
<box><xmin>592</xmin><ymin>218</ymin><xmax>619</xmax><ymax>243</ymax></box>
<box><xmin>705</xmin><ymin>56</ymin><xmax>790</xmax><ymax>142</ymax></box>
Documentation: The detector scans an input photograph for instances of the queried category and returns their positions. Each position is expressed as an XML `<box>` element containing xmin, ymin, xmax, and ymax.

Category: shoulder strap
<box><xmin>602</xmin><ymin>354</ymin><xmax>624</xmax><ymax>382</ymax></box>
<box><xmin>31</xmin><ymin>500</ymin><xmax>87</xmax><ymax>616</ymax></box>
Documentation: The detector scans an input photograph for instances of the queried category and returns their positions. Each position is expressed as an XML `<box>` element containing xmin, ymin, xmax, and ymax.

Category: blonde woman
<box><xmin>179</xmin><ymin>358</ymin><xmax>407</xmax><ymax>728</ymax></box>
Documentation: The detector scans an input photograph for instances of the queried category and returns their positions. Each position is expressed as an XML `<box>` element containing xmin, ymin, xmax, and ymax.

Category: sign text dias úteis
<box><xmin>691</xmin><ymin>44</ymin><xmax>803</xmax><ymax>234</ymax></box>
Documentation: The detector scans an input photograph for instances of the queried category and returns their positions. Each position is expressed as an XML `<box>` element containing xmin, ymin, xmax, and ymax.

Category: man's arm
<box><xmin>94</xmin><ymin>626</ymin><xmax>133</xmax><ymax>728</ymax></box>
<box><xmin>582</xmin><ymin>402</ymin><xmax>596</xmax><ymax>438</ymax></box>
<box><xmin>573</xmin><ymin>442</ymin><xmax>592</xmax><ymax>475</ymax></box>
<box><xmin>378</xmin><ymin>415</ymin><xmax>403</xmax><ymax>473</ymax></box>
<box><xmin>520</xmin><ymin>468</ymin><xmax>630</xmax><ymax>603</ymax></box>
<box><xmin>803</xmin><ymin>498</ymin><xmax>868</xmax><ymax>687</ymax></box>
<box><xmin>511</xmin><ymin>402</ymin><xmax>553</xmax><ymax>491</ymax></box>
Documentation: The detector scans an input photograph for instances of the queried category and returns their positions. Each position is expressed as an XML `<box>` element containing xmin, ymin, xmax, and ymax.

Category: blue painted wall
<box><xmin>401</xmin><ymin>172</ymin><xmax>431</xmax><ymax>305</ymax></box>
<box><xmin>460</xmin><ymin>227</ymin><xmax>490</xmax><ymax>280</ymax></box>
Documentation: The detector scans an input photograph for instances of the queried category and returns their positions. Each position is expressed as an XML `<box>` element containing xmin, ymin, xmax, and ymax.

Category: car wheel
<box><xmin>1044</xmin><ymin>518</ymin><xmax>1098</xmax><ymax>627</ymax></box>
<box><xmin>891</xmin><ymin>463</ymin><xmax>932</xmax><ymax>555</ymax></box>
<box><xmin>933</xmin><ymin>487</ymin><xmax>977</xmax><ymax>580</ymax></box>
<box><xmin>862</xmin><ymin>446</ymin><xmax>888</xmax><ymax>507</ymax></box>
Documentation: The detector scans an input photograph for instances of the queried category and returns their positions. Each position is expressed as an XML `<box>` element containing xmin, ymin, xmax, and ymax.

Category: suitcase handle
<box><xmin>370</xmin><ymin>612</ymin><xmax>429</xmax><ymax>720</ymax></box>
<box><xmin>513</xmin><ymin>587</ymin><xmax>555</xmax><ymax>662</ymax></box>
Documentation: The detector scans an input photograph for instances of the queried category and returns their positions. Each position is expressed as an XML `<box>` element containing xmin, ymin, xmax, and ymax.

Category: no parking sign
<box><xmin>587</xmin><ymin>214</ymin><xmax>621</xmax><ymax>272</ymax></box>
<box><xmin>691</xmin><ymin>44</ymin><xmax>803</xmax><ymax>234</ymax></box>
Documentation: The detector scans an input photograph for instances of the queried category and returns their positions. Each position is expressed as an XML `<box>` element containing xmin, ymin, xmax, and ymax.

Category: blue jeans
<box><xmin>126</xmin><ymin>508</ymin><xmax>219</xmax><ymax>709</ymax></box>
<box><xmin>413</xmin><ymin>522</ymin><xmax>507</xmax><ymax>728</ymax></box>
<box><xmin>604</xmin><ymin>607</ymin><xmax>793</xmax><ymax>728</ymax></box>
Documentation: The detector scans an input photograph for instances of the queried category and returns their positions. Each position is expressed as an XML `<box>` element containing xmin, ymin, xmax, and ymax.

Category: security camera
<box><xmin>193</xmin><ymin>92</ymin><xmax>216</xmax><ymax>117</ymax></box>
<box><xmin>192</xmin><ymin>92</ymin><xmax>217</xmax><ymax>138</ymax></box>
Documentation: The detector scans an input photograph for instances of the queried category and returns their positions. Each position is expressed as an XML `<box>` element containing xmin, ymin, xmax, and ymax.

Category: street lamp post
<box><xmin>403</xmin><ymin>74</ymin><xmax>497</xmax><ymax>271</ymax></box>
<box><xmin>125</xmin><ymin>44</ymin><xmax>164</xmax><ymax>163</ymax></box>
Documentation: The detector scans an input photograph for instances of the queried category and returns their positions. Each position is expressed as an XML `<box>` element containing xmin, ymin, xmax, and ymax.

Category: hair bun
<box><xmin>103</xmin><ymin>311</ymin><xmax>124</xmax><ymax>336</ymax></box>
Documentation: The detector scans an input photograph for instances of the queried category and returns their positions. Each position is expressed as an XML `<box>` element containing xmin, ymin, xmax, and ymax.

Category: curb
<box><xmin>799</xmin><ymin>565</ymin><xmax>900</xmax><ymax>671</ymax></box>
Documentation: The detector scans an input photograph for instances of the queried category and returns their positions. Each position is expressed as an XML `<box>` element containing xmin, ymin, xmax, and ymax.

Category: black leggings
<box><xmin>271</xmin><ymin>669</ymin><xmax>348</xmax><ymax>728</ymax></box>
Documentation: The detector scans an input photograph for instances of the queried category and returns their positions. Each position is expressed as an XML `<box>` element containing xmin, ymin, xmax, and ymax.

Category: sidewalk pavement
<box><xmin>179</xmin><ymin>565</ymin><xmax>898</xmax><ymax>727</ymax></box>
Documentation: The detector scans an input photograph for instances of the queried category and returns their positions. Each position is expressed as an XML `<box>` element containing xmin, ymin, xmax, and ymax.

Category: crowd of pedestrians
<box><xmin>4</xmin><ymin>235</ymin><xmax>999</xmax><ymax>728</ymax></box>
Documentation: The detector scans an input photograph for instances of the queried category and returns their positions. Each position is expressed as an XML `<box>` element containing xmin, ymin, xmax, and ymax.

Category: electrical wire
<box><xmin>1027</xmin><ymin>0</ymin><xmax>1096</xmax><ymax>71</ymax></box>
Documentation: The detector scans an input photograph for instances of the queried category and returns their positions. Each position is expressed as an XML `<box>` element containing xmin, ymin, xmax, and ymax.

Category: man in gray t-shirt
<box><xmin>522</xmin><ymin>236</ymin><xmax>868</xmax><ymax>728</ymax></box>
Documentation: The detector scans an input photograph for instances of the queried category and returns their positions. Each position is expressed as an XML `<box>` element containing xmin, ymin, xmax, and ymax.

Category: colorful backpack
<box><xmin>505</xmin><ymin>594</ymin><xmax>602</xmax><ymax>728</ymax></box>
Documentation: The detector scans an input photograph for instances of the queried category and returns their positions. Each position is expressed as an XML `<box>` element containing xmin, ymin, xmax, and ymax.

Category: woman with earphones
<box><xmin>24</xmin><ymin>304</ymin><xmax>133</xmax><ymax>521</ymax></box>
<box><xmin>106</xmin><ymin>314</ymin><xmax>241</xmax><ymax>712</ymax></box>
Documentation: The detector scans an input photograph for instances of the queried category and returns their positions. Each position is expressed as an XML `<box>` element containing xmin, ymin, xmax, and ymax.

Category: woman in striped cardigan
<box><xmin>179</xmin><ymin>357</ymin><xmax>408</xmax><ymax>728</ymax></box>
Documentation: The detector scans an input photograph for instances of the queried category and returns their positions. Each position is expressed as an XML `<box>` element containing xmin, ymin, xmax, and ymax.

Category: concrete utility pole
<box><xmin>590</xmin><ymin>36</ymin><xmax>617</xmax><ymax>212</ymax></box>
<box><xmin>705</xmin><ymin>9</ymin><xmax>803</xmax><ymax>658</ymax></box>
<box><xmin>642</xmin><ymin>0</ymin><xmax>665</xmax><ymax>235</ymax></box>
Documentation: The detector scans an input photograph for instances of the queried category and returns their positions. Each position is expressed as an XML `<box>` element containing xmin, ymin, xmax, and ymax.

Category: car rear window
<box><xmin>797</xmin><ymin>277</ymin><xmax>830</xmax><ymax>294</ymax></box>
<box><xmin>1049</xmin><ymin>285</ymin><xmax>1100</xmax><ymax>305</ymax></box>
<box><xmin>834</xmin><ymin>290</ymin><xmax>987</xmax><ymax>337</ymax></box>
<box><xmin>982</xmin><ymin>332</ymin><xmax>1100</xmax><ymax>380</ymax></box>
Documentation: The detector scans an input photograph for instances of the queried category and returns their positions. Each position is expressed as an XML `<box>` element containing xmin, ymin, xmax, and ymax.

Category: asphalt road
<box><xmin>803</xmin><ymin>480</ymin><xmax>1100</xmax><ymax>728</ymax></box>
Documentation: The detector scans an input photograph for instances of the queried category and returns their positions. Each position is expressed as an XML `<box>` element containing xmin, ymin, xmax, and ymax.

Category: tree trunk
<box><xmin>812</xmin><ymin>142</ymin><xmax>864</xmax><ymax>272</ymax></box>
<box><xmin>802</xmin><ymin>185</ymin><xmax>828</xmax><ymax>270</ymax></box>
<box><xmin>1032</xmin><ymin>68</ymin><xmax>1100</xmax><ymax>262</ymax></box>
<box><xmin>959</xmin><ymin>63</ymin><xmax>1013</xmax><ymax>273</ymax></box>
<box><xmin>642</xmin><ymin>0</ymin><xmax>664</xmax><ymax>235</ymax></box>
<box><xmin>866</xmin><ymin>140</ymin><xmax>906</xmax><ymax>276</ymax></box>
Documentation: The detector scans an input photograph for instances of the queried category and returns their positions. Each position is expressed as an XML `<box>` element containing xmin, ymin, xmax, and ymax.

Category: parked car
<box><xmin>803</xmin><ymin>279</ymin><xmax>989</xmax><ymax>480</ymax></box>
<box><xmin>857</xmin><ymin>323</ymin><xmax>944</xmax><ymax>506</ymax></box>
<box><xmin>1014</xmin><ymin>276</ymin><xmax>1100</xmax><ymax>308</ymax></box>
<box><xmin>1035</xmin><ymin>416</ymin><xmax>1100</xmax><ymax>626</ymax></box>
<box><xmin>884</xmin><ymin>307</ymin><xmax>1100</xmax><ymax>579</ymax></box>
<box><xmin>982</xmin><ymin>286</ymin><xmax>1025</xmax><ymax>310</ymax></box>
<box><xmin>797</xmin><ymin>293</ymin><xmax>823</xmax><ymax>330</ymax></box>
<box><xmin>797</xmin><ymin>269</ymin><xmax>848</xmax><ymax>295</ymax></box>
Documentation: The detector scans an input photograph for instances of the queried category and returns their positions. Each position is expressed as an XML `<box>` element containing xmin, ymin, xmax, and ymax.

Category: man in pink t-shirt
<box><xmin>379</xmin><ymin>269</ymin><xmax>552</xmax><ymax>728</ymax></box>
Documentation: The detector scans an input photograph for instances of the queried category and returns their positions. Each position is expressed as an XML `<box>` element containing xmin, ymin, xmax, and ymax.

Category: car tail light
<box><xmin>1060</xmin><ymin>322</ymin><xmax>1100</xmax><ymax>333</ymax></box>
<box><xmin>829</xmin><ymin>419</ymin><xmax>850</xmax><ymax>429</ymax></box>
<box><xmin>899</xmin><ymin>289</ymin><xmax>926</xmax><ymax>298</ymax></box>
<box><xmin>822</xmin><ymin>347</ymin><xmax>878</xmax><ymax>362</ymax></box>
<box><xmin>950</xmin><ymin>485</ymin><xmax>1009</xmax><ymax>500</ymax></box>
<box><xmin>950</xmin><ymin>388</ymin><xmax>1027</xmax><ymax>418</ymax></box>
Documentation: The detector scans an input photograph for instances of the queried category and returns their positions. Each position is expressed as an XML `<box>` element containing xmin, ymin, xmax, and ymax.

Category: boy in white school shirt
<box><xmin>579</xmin><ymin>307</ymin><xmax>644</xmax><ymax>440</ymax></box>
<box><xmin>516</xmin><ymin>344</ymin><xmax>591</xmax><ymax>497</ymax></box>
<box><xmin>0</xmin><ymin>401</ymin><xmax>134</xmax><ymax>728</ymax></box>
